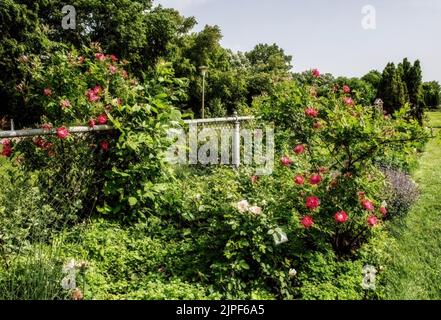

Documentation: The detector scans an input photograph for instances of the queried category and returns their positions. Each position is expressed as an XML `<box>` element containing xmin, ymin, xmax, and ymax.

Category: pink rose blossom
<box><xmin>56</xmin><ymin>127</ymin><xmax>70</xmax><ymax>139</ymax></box>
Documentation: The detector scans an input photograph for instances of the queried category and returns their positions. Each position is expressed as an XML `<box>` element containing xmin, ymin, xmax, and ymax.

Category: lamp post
<box><xmin>199</xmin><ymin>66</ymin><xmax>209</xmax><ymax>119</ymax></box>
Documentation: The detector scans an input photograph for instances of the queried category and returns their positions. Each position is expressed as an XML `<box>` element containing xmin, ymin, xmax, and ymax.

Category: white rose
<box><xmin>236</xmin><ymin>200</ymin><xmax>249</xmax><ymax>213</ymax></box>
<box><xmin>248</xmin><ymin>206</ymin><xmax>262</xmax><ymax>215</ymax></box>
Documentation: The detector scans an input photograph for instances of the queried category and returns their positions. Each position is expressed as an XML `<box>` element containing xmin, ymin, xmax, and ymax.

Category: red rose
<box><xmin>380</xmin><ymin>207</ymin><xmax>388</xmax><ymax>216</ymax></box>
<box><xmin>301</xmin><ymin>216</ymin><xmax>314</xmax><ymax>229</ymax></box>
<box><xmin>251</xmin><ymin>175</ymin><xmax>259</xmax><ymax>184</ymax></box>
<box><xmin>95</xmin><ymin>53</ymin><xmax>106</xmax><ymax>61</ymax></box>
<box><xmin>311</xmin><ymin>68</ymin><xmax>320</xmax><ymax>78</ymax></box>
<box><xmin>1</xmin><ymin>145</ymin><xmax>13</xmax><ymax>157</ymax></box>
<box><xmin>362</xmin><ymin>200</ymin><xmax>375</xmax><ymax>212</ymax></box>
<box><xmin>109</xmin><ymin>54</ymin><xmax>118</xmax><ymax>62</ymax></box>
<box><xmin>306</xmin><ymin>196</ymin><xmax>320</xmax><ymax>210</ymax></box>
<box><xmin>99</xmin><ymin>140</ymin><xmax>110</xmax><ymax>152</ymax></box>
<box><xmin>294</xmin><ymin>144</ymin><xmax>305</xmax><ymax>155</ymax></box>
<box><xmin>294</xmin><ymin>175</ymin><xmax>304</xmax><ymax>185</ymax></box>
<box><xmin>367</xmin><ymin>215</ymin><xmax>378</xmax><ymax>227</ymax></box>
<box><xmin>309</xmin><ymin>174</ymin><xmax>322</xmax><ymax>185</ymax></box>
<box><xmin>88</xmin><ymin>119</ymin><xmax>97</xmax><ymax>128</ymax></box>
<box><xmin>343</xmin><ymin>85</ymin><xmax>351</xmax><ymax>93</ymax></box>
<box><xmin>334</xmin><ymin>211</ymin><xmax>348</xmax><ymax>223</ymax></box>
<box><xmin>56</xmin><ymin>127</ymin><xmax>70</xmax><ymax>139</ymax></box>
<box><xmin>43</xmin><ymin>88</ymin><xmax>52</xmax><ymax>96</ymax></box>
<box><xmin>305</xmin><ymin>107</ymin><xmax>319</xmax><ymax>118</ymax></box>
<box><xmin>280</xmin><ymin>156</ymin><xmax>293</xmax><ymax>167</ymax></box>
<box><xmin>34</xmin><ymin>137</ymin><xmax>46</xmax><ymax>148</ymax></box>
<box><xmin>97</xmin><ymin>114</ymin><xmax>108</xmax><ymax>125</ymax></box>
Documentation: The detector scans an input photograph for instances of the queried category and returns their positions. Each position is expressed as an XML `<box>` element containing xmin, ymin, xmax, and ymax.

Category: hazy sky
<box><xmin>155</xmin><ymin>0</ymin><xmax>441</xmax><ymax>82</ymax></box>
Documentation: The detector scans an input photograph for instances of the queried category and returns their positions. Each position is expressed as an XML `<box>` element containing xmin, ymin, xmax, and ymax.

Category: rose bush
<box><xmin>12</xmin><ymin>45</ymin><xmax>185</xmax><ymax>221</ymax></box>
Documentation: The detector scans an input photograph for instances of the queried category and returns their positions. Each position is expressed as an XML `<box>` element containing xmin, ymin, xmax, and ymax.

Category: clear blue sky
<box><xmin>155</xmin><ymin>0</ymin><xmax>441</xmax><ymax>82</ymax></box>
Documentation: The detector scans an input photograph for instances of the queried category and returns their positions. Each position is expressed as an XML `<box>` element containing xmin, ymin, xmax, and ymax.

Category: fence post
<box><xmin>10</xmin><ymin>119</ymin><xmax>14</xmax><ymax>131</ymax></box>
<box><xmin>232</xmin><ymin>111</ymin><xmax>240</xmax><ymax>169</ymax></box>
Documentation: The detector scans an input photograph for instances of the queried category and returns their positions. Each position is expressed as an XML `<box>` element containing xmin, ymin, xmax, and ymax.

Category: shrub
<box><xmin>381</xmin><ymin>167</ymin><xmax>419</xmax><ymax>218</ymax></box>
<box><xmin>12</xmin><ymin>45</ymin><xmax>185</xmax><ymax>221</ymax></box>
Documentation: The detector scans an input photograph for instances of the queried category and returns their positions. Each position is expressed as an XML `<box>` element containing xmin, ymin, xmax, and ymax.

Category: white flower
<box><xmin>61</xmin><ymin>273</ymin><xmax>77</xmax><ymax>290</ymax></box>
<box><xmin>248</xmin><ymin>206</ymin><xmax>262</xmax><ymax>216</ymax></box>
<box><xmin>381</xmin><ymin>200</ymin><xmax>388</xmax><ymax>208</ymax></box>
<box><xmin>289</xmin><ymin>268</ymin><xmax>297</xmax><ymax>277</ymax></box>
<box><xmin>236</xmin><ymin>200</ymin><xmax>250</xmax><ymax>213</ymax></box>
<box><xmin>62</xmin><ymin>259</ymin><xmax>77</xmax><ymax>274</ymax></box>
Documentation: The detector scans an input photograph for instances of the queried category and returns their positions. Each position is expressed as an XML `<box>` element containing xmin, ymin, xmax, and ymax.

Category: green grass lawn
<box><xmin>384</xmin><ymin>112</ymin><xmax>441</xmax><ymax>299</ymax></box>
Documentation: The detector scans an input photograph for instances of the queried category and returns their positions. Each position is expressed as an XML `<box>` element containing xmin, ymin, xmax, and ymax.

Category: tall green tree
<box><xmin>408</xmin><ymin>60</ymin><xmax>423</xmax><ymax>124</ymax></box>
<box><xmin>361</xmin><ymin>70</ymin><xmax>382</xmax><ymax>90</ymax></box>
<box><xmin>377</xmin><ymin>63</ymin><xmax>408</xmax><ymax>114</ymax></box>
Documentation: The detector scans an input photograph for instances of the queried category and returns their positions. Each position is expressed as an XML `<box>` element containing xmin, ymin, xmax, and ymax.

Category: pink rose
<box><xmin>109</xmin><ymin>65</ymin><xmax>117</xmax><ymax>74</ymax></box>
<box><xmin>334</xmin><ymin>211</ymin><xmax>348</xmax><ymax>223</ymax></box>
<box><xmin>95</xmin><ymin>53</ymin><xmax>106</xmax><ymax>61</ymax></box>
<box><xmin>43</xmin><ymin>88</ymin><xmax>52</xmax><ymax>96</ymax></box>
<box><xmin>367</xmin><ymin>215</ymin><xmax>378</xmax><ymax>227</ymax></box>
<box><xmin>294</xmin><ymin>175</ymin><xmax>304</xmax><ymax>185</ymax></box>
<box><xmin>306</xmin><ymin>196</ymin><xmax>320</xmax><ymax>210</ymax></box>
<box><xmin>97</xmin><ymin>114</ymin><xmax>108</xmax><ymax>125</ymax></box>
<box><xmin>362</xmin><ymin>200</ymin><xmax>375</xmax><ymax>212</ymax></box>
<box><xmin>305</xmin><ymin>107</ymin><xmax>319</xmax><ymax>118</ymax></box>
<box><xmin>109</xmin><ymin>54</ymin><xmax>118</xmax><ymax>62</ymax></box>
<box><xmin>309</xmin><ymin>174</ymin><xmax>322</xmax><ymax>185</ymax></box>
<box><xmin>294</xmin><ymin>144</ymin><xmax>305</xmax><ymax>155</ymax></box>
<box><xmin>56</xmin><ymin>127</ymin><xmax>70</xmax><ymax>139</ymax></box>
<box><xmin>344</xmin><ymin>97</ymin><xmax>355</xmax><ymax>106</ymax></box>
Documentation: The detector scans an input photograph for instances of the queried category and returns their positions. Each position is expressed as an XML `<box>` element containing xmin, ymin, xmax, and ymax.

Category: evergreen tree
<box><xmin>377</xmin><ymin>63</ymin><xmax>407</xmax><ymax>114</ymax></box>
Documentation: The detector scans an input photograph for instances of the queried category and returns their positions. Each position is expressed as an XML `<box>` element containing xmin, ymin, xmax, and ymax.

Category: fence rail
<box><xmin>0</xmin><ymin>114</ymin><xmax>256</xmax><ymax>168</ymax></box>
<box><xmin>0</xmin><ymin>125</ymin><xmax>113</xmax><ymax>139</ymax></box>
<box><xmin>0</xmin><ymin>114</ymin><xmax>255</xmax><ymax>139</ymax></box>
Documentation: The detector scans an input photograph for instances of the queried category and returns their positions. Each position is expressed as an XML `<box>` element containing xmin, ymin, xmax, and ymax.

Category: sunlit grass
<box><xmin>384</xmin><ymin>112</ymin><xmax>441</xmax><ymax>299</ymax></box>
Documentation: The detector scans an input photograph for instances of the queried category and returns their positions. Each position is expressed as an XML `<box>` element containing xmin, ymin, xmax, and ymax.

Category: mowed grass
<box><xmin>384</xmin><ymin>112</ymin><xmax>441</xmax><ymax>299</ymax></box>
<box><xmin>427</xmin><ymin>110</ymin><xmax>441</xmax><ymax>128</ymax></box>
